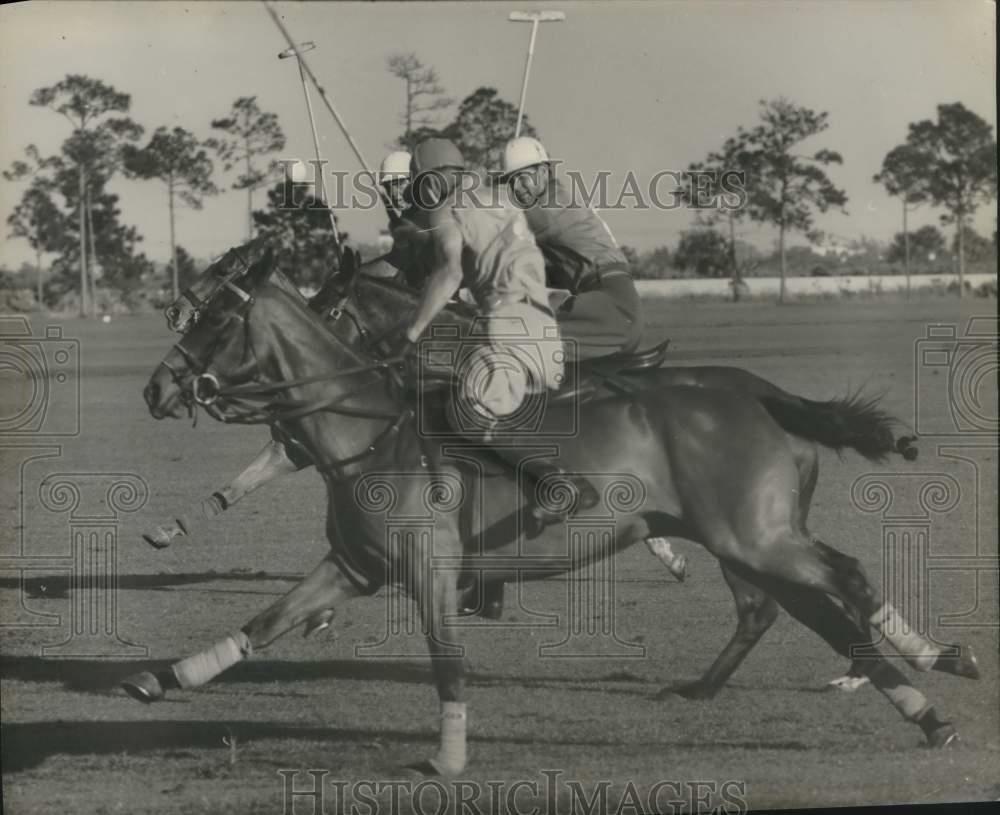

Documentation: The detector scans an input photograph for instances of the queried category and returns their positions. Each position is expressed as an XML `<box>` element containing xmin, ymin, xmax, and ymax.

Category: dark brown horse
<box><xmin>124</xmin><ymin>245</ymin><xmax>978</xmax><ymax>774</ymax></box>
<box><xmin>141</xmin><ymin>241</ymin><xmax>895</xmax><ymax>696</ymax></box>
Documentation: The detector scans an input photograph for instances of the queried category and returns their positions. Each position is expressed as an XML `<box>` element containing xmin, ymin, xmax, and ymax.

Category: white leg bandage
<box><xmin>869</xmin><ymin>604</ymin><xmax>939</xmax><ymax>671</ymax></box>
<box><xmin>172</xmin><ymin>631</ymin><xmax>252</xmax><ymax>689</ymax></box>
<box><xmin>431</xmin><ymin>701</ymin><xmax>467</xmax><ymax>776</ymax></box>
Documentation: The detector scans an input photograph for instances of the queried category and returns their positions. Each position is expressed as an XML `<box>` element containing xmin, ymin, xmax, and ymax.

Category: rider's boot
<box><xmin>494</xmin><ymin>450</ymin><xmax>600</xmax><ymax>532</ymax></box>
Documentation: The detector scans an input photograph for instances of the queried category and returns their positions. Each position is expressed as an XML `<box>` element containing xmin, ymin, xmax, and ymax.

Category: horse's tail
<box><xmin>759</xmin><ymin>390</ymin><xmax>918</xmax><ymax>463</ymax></box>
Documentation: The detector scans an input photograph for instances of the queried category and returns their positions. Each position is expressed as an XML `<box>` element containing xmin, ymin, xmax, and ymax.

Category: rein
<box><xmin>162</xmin><ymin>259</ymin><xmax>445</xmax><ymax>478</ymax></box>
<box><xmin>197</xmin><ymin>356</ymin><xmax>409</xmax><ymax>423</ymax></box>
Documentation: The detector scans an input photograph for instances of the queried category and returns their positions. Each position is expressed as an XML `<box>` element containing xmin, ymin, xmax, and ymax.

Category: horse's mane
<box><xmin>265</xmin><ymin>267</ymin><xmax>374</xmax><ymax>367</ymax></box>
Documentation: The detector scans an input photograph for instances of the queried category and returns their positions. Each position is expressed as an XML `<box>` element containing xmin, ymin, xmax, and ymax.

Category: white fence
<box><xmin>636</xmin><ymin>272</ymin><xmax>997</xmax><ymax>299</ymax></box>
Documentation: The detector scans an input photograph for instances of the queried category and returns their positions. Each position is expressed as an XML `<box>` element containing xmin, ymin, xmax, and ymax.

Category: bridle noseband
<box><xmin>158</xmin><ymin>249</ymin><xmax>257</xmax><ymax>417</ymax></box>
<box><xmin>156</xmin><ymin>256</ymin><xmax>415</xmax><ymax>477</ymax></box>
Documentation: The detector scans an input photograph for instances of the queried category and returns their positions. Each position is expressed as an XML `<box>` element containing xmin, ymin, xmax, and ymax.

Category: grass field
<box><xmin>2</xmin><ymin>296</ymin><xmax>997</xmax><ymax>814</ymax></box>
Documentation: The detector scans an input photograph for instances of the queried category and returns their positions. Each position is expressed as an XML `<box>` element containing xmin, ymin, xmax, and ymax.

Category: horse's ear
<box><xmin>341</xmin><ymin>246</ymin><xmax>361</xmax><ymax>278</ymax></box>
<box><xmin>246</xmin><ymin>245</ymin><xmax>276</xmax><ymax>288</ymax></box>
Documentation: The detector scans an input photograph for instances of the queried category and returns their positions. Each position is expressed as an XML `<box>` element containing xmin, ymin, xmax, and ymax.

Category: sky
<box><xmin>0</xmin><ymin>0</ymin><xmax>996</xmax><ymax>269</ymax></box>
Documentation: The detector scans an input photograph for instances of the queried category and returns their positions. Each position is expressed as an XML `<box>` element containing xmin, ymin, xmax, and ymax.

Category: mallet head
<box><xmin>508</xmin><ymin>11</ymin><xmax>566</xmax><ymax>22</ymax></box>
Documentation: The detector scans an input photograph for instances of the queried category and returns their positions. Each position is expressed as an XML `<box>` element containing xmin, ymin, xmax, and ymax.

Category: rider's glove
<box><xmin>385</xmin><ymin>332</ymin><xmax>419</xmax><ymax>391</ymax></box>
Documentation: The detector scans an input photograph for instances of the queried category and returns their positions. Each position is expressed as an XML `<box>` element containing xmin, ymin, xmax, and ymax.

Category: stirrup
<box><xmin>530</xmin><ymin>473</ymin><xmax>600</xmax><ymax>529</ymax></box>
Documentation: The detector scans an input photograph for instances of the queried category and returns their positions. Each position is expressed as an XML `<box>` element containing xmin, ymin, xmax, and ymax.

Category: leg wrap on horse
<box><xmin>174</xmin><ymin>491</ymin><xmax>228</xmax><ymax>535</ymax></box>
<box><xmin>865</xmin><ymin>661</ymin><xmax>931</xmax><ymax>721</ymax></box>
<box><xmin>869</xmin><ymin>603</ymin><xmax>940</xmax><ymax>671</ymax></box>
<box><xmin>172</xmin><ymin>630</ymin><xmax>252</xmax><ymax>689</ymax></box>
<box><xmin>431</xmin><ymin>701</ymin><xmax>467</xmax><ymax>775</ymax></box>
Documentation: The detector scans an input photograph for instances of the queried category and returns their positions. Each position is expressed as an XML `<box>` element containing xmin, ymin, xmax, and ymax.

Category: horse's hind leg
<box><xmin>791</xmin><ymin>442</ymin><xmax>870</xmax><ymax>691</ymax></box>
<box><xmin>121</xmin><ymin>554</ymin><xmax>359</xmax><ymax>702</ymax></box>
<box><xmin>741</xmin><ymin>567</ymin><xmax>959</xmax><ymax>747</ymax></box>
<box><xmin>142</xmin><ymin>439</ymin><xmax>304</xmax><ymax>548</ymax></box>
<box><xmin>658</xmin><ymin>561</ymin><xmax>778</xmax><ymax>700</ymax></box>
<box><xmin>737</xmin><ymin>529</ymin><xmax>979</xmax><ymax>681</ymax></box>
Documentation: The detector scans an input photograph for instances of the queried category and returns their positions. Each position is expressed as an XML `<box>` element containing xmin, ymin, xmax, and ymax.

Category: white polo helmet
<box><xmin>502</xmin><ymin>137</ymin><xmax>550</xmax><ymax>176</ymax></box>
<box><xmin>378</xmin><ymin>150</ymin><xmax>412</xmax><ymax>184</ymax></box>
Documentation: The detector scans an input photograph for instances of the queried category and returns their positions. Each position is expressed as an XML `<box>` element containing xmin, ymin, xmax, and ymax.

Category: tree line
<box><xmin>2</xmin><ymin>75</ymin><xmax>298</xmax><ymax>314</ymax></box>
<box><xmin>3</xmin><ymin>61</ymin><xmax>996</xmax><ymax>313</ymax></box>
<box><xmin>659</xmin><ymin>98</ymin><xmax>996</xmax><ymax>301</ymax></box>
<box><xmin>2</xmin><ymin>58</ymin><xmax>537</xmax><ymax>314</ymax></box>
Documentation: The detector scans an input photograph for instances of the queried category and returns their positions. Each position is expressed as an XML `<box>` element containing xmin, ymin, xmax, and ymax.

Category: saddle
<box><xmin>549</xmin><ymin>338</ymin><xmax>671</xmax><ymax>406</ymax></box>
<box><xmin>588</xmin><ymin>338</ymin><xmax>671</xmax><ymax>374</ymax></box>
<box><xmin>409</xmin><ymin>337</ymin><xmax>671</xmax><ymax>407</ymax></box>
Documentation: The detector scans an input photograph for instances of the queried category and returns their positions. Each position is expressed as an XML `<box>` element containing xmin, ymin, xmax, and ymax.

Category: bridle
<box><xmin>156</xmin><ymin>252</ymin><xmax>415</xmax><ymax>477</ymax></box>
<box><xmin>318</xmin><ymin>263</ymin><xmax>384</xmax><ymax>354</ymax></box>
<box><xmin>158</xmin><ymin>248</ymin><xmax>258</xmax><ymax>421</ymax></box>
<box><xmin>165</xmin><ymin>247</ymin><xmax>255</xmax><ymax>334</ymax></box>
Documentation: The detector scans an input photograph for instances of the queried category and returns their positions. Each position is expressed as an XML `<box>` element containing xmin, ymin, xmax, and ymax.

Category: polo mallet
<box><xmin>263</xmin><ymin>1</ymin><xmax>401</xmax><ymax>221</ymax></box>
<box><xmin>278</xmin><ymin>41</ymin><xmax>342</xmax><ymax>261</ymax></box>
<box><xmin>508</xmin><ymin>10</ymin><xmax>565</xmax><ymax>138</ymax></box>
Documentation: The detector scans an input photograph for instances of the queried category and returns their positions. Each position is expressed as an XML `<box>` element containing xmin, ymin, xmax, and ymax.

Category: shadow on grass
<box><xmin>1</xmin><ymin>716</ymin><xmax>815</xmax><ymax>773</ymax></box>
<box><xmin>0</xmin><ymin>572</ymin><xmax>302</xmax><ymax>600</ymax></box>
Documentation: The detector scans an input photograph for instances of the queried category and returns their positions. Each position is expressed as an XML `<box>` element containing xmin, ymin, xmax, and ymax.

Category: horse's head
<box><xmin>144</xmin><ymin>241</ymin><xmax>283</xmax><ymax>421</ymax></box>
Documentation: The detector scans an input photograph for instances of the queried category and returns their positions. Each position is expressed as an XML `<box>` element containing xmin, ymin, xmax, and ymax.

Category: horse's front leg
<box><xmin>409</xmin><ymin>549</ymin><xmax>467</xmax><ymax>777</ymax></box>
<box><xmin>142</xmin><ymin>439</ymin><xmax>304</xmax><ymax>548</ymax></box>
<box><xmin>121</xmin><ymin>554</ymin><xmax>358</xmax><ymax>702</ymax></box>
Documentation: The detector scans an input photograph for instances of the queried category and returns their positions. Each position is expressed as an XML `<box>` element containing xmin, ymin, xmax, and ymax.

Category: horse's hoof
<box><xmin>935</xmin><ymin>647</ymin><xmax>981</xmax><ymax>680</ymax></box>
<box><xmin>303</xmin><ymin>609</ymin><xmax>336</xmax><ymax>638</ymax></box>
<box><xmin>657</xmin><ymin>682</ymin><xmax>717</xmax><ymax>701</ymax></box>
<box><xmin>142</xmin><ymin>527</ymin><xmax>177</xmax><ymax>549</ymax></box>
<box><xmin>668</xmin><ymin>554</ymin><xmax>688</xmax><ymax>582</ymax></box>
<box><xmin>121</xmin><ymin>671</ymin><xmax>165</xmax><ymax>703</ymax></box>
<box><xmin>825</xmin><ymin>674</ymin><xmax>871</xmax><ymax>693</ymax></box>
<box><xmin>401</xmin><ymin>759</ymin><xmax>443</xmax><ymax>778</ymax></box>
<box><xmin>478</xmin><ymin>600</ymin><xmax>504</xmax><ymax>620</ymax></box>
<box><xmin>953</xmin><ymin>647</ymin><xmax>980</xmax><ymax>680</ymax></box>
<box><xmin>400</xmin><ymin>757</ymin><xmax>463</xmax><ymax>779</ymax></box>
<box><xmin>926</xmin><ymin>724</ymin><xmax>960</xmax><ymax>749</ymax></box>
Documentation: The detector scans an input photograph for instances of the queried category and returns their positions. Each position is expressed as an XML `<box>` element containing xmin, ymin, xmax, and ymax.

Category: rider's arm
<box><xmin>405</xmin><ymin>220</ymin><xmax>463</xmax><ymax>343</ymax></box>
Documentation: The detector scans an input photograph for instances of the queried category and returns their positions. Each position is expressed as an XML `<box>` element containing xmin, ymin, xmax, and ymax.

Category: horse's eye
<box><xmin>165</xmin><ymin>306</ymin><xmax>181</xmax><ymax>331</ymax></box>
